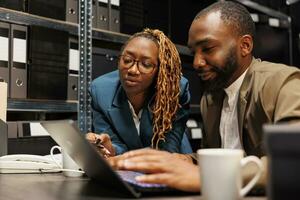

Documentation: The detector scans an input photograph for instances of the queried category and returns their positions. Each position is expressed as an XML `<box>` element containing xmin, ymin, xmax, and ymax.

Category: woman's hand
<box><xmin>86</xmin><ymin>133</ymin><xmax>116</xmax><ymax>157</ymax></box>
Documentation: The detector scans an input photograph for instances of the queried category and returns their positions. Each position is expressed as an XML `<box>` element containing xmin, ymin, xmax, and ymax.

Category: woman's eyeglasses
<box><xmin>119</xmin><ymin>55</ymin><xmax>157</xmax><ymax>74</ymax></box>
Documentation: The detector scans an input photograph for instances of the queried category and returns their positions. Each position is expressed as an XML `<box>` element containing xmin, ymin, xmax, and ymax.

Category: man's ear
<box><xmin>240</xmin><ymin>35</ymin><xmax>253</xmax><ymax>57</ymax></box>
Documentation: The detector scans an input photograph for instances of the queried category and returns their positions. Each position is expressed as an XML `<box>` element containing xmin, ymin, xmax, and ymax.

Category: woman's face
<box><xmin>119</xmin><ymin>37</ymin><xmax>159</xmax><ymax>96</ymax></box>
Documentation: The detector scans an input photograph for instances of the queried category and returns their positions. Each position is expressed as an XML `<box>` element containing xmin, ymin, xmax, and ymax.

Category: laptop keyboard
<box><xmin>116</xmin><ymin>170</ymin><xmax>172</xmax><ymax>192</ymax></box>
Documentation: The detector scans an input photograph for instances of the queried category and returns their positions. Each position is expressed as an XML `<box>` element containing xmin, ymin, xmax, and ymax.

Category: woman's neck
<box><xmin>127</xmin><ymin>92</ymin><xmax>148</xmax><ymax>114</ymax></box>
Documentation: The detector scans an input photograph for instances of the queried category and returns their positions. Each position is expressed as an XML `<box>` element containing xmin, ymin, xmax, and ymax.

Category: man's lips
<box><xmin>198</xmin><ymin>71</ymin><xmax>215</xmax><ymax>81</ymax></box>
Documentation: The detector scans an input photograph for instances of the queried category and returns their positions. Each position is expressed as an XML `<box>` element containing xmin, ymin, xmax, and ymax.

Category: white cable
<box><xmin>39</xmin><ymin>168</ymin><xmax>85</xmax><ymax>174</ymax></box>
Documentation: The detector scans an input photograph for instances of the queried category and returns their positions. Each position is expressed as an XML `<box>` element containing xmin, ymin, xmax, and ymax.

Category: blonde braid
<box><xmin>142</xmin><ymin>29</ymin><xmax>182</xmax><ymax>149</ymax></box>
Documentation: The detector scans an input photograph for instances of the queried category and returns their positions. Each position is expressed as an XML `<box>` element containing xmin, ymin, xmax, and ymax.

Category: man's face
<box><xmin>119</xmin><ymin>37</ymin><xmax>159</xmax><ymax>96</ymax></box>
<box><xmin>188</xmin><ymin>11</ymin><xmax>241</xmax><ymax>93</ymax></box>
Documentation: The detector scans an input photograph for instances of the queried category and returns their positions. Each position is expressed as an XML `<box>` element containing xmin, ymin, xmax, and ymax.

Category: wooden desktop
<box><xmin>0</xmin><ymin>173</ymin><xmax>266</xmax><ymax>200</ymax></box>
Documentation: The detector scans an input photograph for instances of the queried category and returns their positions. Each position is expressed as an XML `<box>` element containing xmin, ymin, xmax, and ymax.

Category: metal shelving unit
<box><xmin>7</xmin><ymin>99</ymin><xmax>77</xmax><ymax>113</ymax></box>
<box><xmin>0</xmin><ymin>7</ymin><xmax>192</xmax><ymax>56</ymax></box>
<box><xmin>0</xmin><ymin>6</ymin><xmax>192</xmax><ymax>115</ymax></box>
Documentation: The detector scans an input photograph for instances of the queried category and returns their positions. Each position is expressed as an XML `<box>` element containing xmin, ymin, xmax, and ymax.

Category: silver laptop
<box><xmin>41</xmin><ymin>120</ymin><xmax>180</xmax><ymax>198</ymax></box>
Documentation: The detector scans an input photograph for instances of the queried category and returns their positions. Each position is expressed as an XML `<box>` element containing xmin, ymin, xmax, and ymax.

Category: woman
<box><xmin>87</xmin><ymin>28</ymin><xmax>191</xmax><ymax>156</ymax></box>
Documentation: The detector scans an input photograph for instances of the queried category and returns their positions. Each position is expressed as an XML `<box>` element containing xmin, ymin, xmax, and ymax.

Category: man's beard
<box><xmin>199</xmin><ymin>47</ymin><xmax>238</xmax><ymax>95</ymax></box>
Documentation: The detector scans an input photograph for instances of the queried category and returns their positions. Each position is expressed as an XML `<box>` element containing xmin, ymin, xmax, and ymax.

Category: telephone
<box><xmin>0</xmin><ymin>154</ymin><xmax>61</xmax><ymax>173</ymax></box>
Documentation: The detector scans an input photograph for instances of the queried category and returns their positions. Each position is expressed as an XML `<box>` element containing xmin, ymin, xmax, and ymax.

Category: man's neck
<box><xmin>226</xmin><ymin>56</ymin><xmax>252</xmax><ymax>87</ymax></box>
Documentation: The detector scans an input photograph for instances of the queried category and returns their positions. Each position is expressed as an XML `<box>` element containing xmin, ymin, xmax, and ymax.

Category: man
<box><xmin>112</xmin><ymin>1</ymin><xmax>300</xmax><ymax>192</ymax></box>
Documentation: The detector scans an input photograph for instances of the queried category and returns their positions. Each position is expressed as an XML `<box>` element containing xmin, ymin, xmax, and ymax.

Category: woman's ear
<box><xmin>240</xmin><ymin>35</ymin><xmax>253</xmax><ymax>57</ymax></box>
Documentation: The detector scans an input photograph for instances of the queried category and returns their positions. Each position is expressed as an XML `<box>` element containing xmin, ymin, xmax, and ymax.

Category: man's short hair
<box><xmin>194</xmin><ymin>1</ymin><xmax>255</xmax><ymax>37</ymax></box>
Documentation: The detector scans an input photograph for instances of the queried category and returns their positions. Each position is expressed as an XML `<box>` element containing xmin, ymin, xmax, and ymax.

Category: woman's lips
<box><xmin>124</xmin><ymin>79</ymin><xmax>139</xmax><ymax>87</ymax></box>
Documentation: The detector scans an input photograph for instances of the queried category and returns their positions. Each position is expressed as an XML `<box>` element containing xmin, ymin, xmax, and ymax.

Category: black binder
<box><xmin>0</xmin><ymin>119</ymin><xmax>7</xmax><ymax>156</ymax></box>
<box><xmin>92</xmin><ymin>47</ymin><xmax>119</xmax><ymax>80</ymax></box>
<box><xmin>10</xmin><ymin>24</ymin><xmax>28</xmax><ymax>99</ymax></box>
<box><xmin>0</xmin><ymin>0</ymin><xmax>27</xmax><ymax>12</ymax></box>
<box><xmin>67</xmin><ymin>37</ymin><xmax>79</xmax><ymax>100</ymax></box>
<box><xmin>66</xmin><ymin>0</ymin><xmax>78</xmax><ymax>23</ymax></box>
<box><xmin>110</xmin><ymin>0</ymin><xmax>120</xmax><ymax>32</ymax></box>
<box><xmin>27</xmin><ymin>0</ymin><xmax>66</xmax><ymax>20</ymax></box>
<box><xmin>28</xmin><ymin>26</ymin><xmax>68</xmax><ymax>100</ymax></box>
<box><xmin>0</xmin><ymin>22</ymin><xmax>10</xmax><ymax>85</ymax></box>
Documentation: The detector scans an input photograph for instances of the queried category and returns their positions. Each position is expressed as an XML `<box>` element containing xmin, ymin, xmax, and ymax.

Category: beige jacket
<box><xmin>200</xmin><ymin>58</ymin><xmax>300</xmax><ymax>157</ymax></box>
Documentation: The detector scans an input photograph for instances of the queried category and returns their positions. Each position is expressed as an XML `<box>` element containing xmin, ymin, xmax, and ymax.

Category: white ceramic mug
<box><xmin>197</xmin><ymin>148</ymin><xmax>263</xmax><ymax>200</ymax></box>
<box><xmin>50</xmin><ymin>145</ymin><xmax>83</xmax><ymax>177</ymax></box>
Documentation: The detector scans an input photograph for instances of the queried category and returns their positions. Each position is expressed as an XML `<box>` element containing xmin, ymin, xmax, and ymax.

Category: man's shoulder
<box><xmin>252</xmin><ymin>60</ymin><xmax>299</xmax><ymax>75</ymax></box>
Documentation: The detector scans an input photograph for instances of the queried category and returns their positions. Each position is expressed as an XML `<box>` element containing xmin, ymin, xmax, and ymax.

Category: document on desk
<box><xmin>0</xmin><ymin>82</ymin><xmax>7</xmax><ymax>122</ymax></box>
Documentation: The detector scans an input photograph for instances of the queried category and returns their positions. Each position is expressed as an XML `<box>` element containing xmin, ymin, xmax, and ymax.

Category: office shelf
<box><xmin>0</xmin><ymin>7</ymin><xmax>192</xmax><ymax>56</ymax></box>
<box><xmin>237</xmin><ymin>0</ymin><xmax>291</xmax><ymax>25</ymax></box>
<box><xmin>7</xmin><ymin>99</ymin><xmax>77</xmax><ymax>113</ymax></box>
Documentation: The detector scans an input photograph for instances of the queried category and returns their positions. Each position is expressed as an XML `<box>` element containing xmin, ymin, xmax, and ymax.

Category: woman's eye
<box><xmin>142</xmin><ymin>61</ymin><xmax>154</xmax><ymax>68</ymax></box>
<box><xmin>123</xmin><ymin>58</ymin><xmax>133</xmax><ymax>64</ymax></box>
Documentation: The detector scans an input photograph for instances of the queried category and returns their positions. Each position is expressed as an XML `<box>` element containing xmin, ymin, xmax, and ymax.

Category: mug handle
<box><xmin>50</xmin><ymin>145</ymin><xmax>63</xmax><ymax>168</ymax></box>
<box><xmin>240</xmin><ymin>156</ymin><xmax>263</xmax><ymax>197</ymax></box>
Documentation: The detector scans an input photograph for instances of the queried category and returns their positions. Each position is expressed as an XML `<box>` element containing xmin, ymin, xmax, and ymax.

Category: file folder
<box><xmin>0</xmin><ymin>119</ymin><xmax>7</xmax><ymax>156</ymax></box>
<box><xmin>0</xmin><ymin>82</ymin><xmax>7</xmax><ymax>122</ymax></box>
<box><xmin>0</xmin><ymin>0</ymin><xmax>27</xmax><ymax>12</ymax></box>
<box><xmin>92</xmin><ymin>47</ymin><xmax>118</xmax><ymax>80</ymax></box>
<box><xmin>66</xmin><ymin>0</ymin><xmax>78</xmax><ymax>23</ymax></box>
<box><xmin>110</xmin><ymin>0</ymin><xmax>120</xmax><ymax>32</ymax></box>
<box><xmin>10</xmin><ymin>24</ymin><xmax>27</xmax><ymax>99</ymax></box>
<box><xmin>96</xmin><ymin>0</ymin><xmax>108</xmax><ymax>30</ymax></box>
<box><xmin>92</xmin><ymin>0</ymin><xmax>98</xmax><ymax>28</ymax></box>
<box><xmin>28</xmin><ymin>26</ymin><xmax>68</xmax><ymax>100</ymax></box>
<box><xmin>67</xmin><ymin>38</ymin><xmax>79</xmax><ymax>100</ymax></box>
<box><xmin>0</xmin><ymin>22</ymin><xmax>10</xmax><ymax>85</ymax></box>
<box><xmin>7</xmin><ymin>122</ymin><xmax>18</xmax><ymax>139</ymax></box>
<box><xmin>28</xmin><ymin>0</ymin><xmax>66</xmax><ymax>21</ymax></box>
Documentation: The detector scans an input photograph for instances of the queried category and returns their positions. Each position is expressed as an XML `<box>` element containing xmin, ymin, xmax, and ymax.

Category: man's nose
<box><xmin>193</xmin><ymin>54</ymin><xmax>206</xmax><ymax>70</ymax></box>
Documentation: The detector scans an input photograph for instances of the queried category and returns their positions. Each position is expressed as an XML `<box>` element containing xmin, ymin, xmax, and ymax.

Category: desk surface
<box><xmin>0</xmin><ymin>173</ymin><xmax>266</xmax><ymax>200</ymax></box>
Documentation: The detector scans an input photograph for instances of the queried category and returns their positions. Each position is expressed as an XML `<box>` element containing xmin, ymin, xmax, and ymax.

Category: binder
<box><xmin>67</xmin><ymin>38</ymin><xmax>79</xmax><ymax>100</ymax></box>
<box><xmin>92</xmin><ymin>47</ymin><xmax>118</xmax><ymax>80</ymax></box>
<box><xmin>0</xmin><ymin>82</ymin><xmax>7</xmax><ymax>122</ymax></box>
<box><xmin>28</xmin><ymin>26</ymin><xmax>68</xmax><ymax>100</ymax></box>
<box><xmin>0</xmin><ymin>22</ymin><xmax>10</xmax><ymax>85</ymax></box>
<box><xmin>66</xmin><ymin>0</ymin><xmax>78</xmax><ymax>23</ymax></box>
<box><xmin>92</xmin><ymin>0</ymin><xmax>98</xmax><ymax>28</ymax></box>
<box><xmin>10</xmin><ymin>24</ymin><xmax>27</xmax><ymax>99</ymax></box>
<box><xmin>0</xmin><ymin>0</ymin><xmax>27</xmax><ymax>12</ymax></box>
<box><xmin>28</xmin><ymin>0</ymin><xmax>66</xmax><ymax>21</ymax></box>
<box><xmin>110</xmin><ymin>0</ymin><xmax>120</xmax><ymax>32</ymax></box>
<box><xmin>0</xmin><ymin>119</ymin><xmax>7</xmax><ymax>156</ymax></box>
<box><xmin>96</xmin><ymin>0</ymin><xmax>109</xmax><ymax>30</ymax></box>
<box><xmin>7</xmin><ymin>122</ymin><xmax>18</xmax><ymax>139</ymax></box>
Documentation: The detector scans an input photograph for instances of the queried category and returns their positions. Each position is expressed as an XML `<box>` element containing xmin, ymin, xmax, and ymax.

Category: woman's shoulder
<box><xmin>92</xmin><ymin>70</ymin><xmax>119</xmax><ymax>86</ymax></box>
<box><xmin>179</xmin><ymin>75</ymin><xmax>189</xmax><ymax>88</ymax></box>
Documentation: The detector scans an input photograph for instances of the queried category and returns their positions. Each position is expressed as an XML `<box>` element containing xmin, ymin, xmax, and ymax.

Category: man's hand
<box><xmin>86</xmin><ymin>133</ymin><xmax>116</xmax><ymax>157</ymax></box>
<box><xmin>115</xmin><ymin>148</ymin><xmax>201</xmax><ymax>192</ymax></box>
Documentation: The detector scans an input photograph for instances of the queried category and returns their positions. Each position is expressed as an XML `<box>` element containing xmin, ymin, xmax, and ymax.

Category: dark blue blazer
<box><xmin>90</xmin><ymin>70</ymin><xmax>191</xmax><ymax>155</ymax></box>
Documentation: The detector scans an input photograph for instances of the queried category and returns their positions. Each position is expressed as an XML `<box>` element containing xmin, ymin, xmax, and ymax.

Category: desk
<box><xmin>0</xmin><ymin>173</ymin><xmax>266</xmax><ymax>200</ymax></box>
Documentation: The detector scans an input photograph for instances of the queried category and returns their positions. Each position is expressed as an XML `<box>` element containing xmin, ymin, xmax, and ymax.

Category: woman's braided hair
<box><xmin>121</xmin><ymin>28</ymin><xmax>182</xmax><ymax>149</ymax></box>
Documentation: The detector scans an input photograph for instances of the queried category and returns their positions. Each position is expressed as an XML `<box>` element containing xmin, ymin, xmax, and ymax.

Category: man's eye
<box><xmin>202</xmin><ymin>47</ymin><xmax>214</xmax><ymax>53</ymax></box>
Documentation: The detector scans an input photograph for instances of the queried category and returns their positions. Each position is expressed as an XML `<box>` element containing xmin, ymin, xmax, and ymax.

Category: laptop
<box><xmin>41</xmin><ymin>120</ymin><xmax>185</xmax><ymax>198</ymax></box>
<box><xmin>264</xmin><ymin>124</ymin><xmax>300</xmax><ymax>200</ymax></box>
